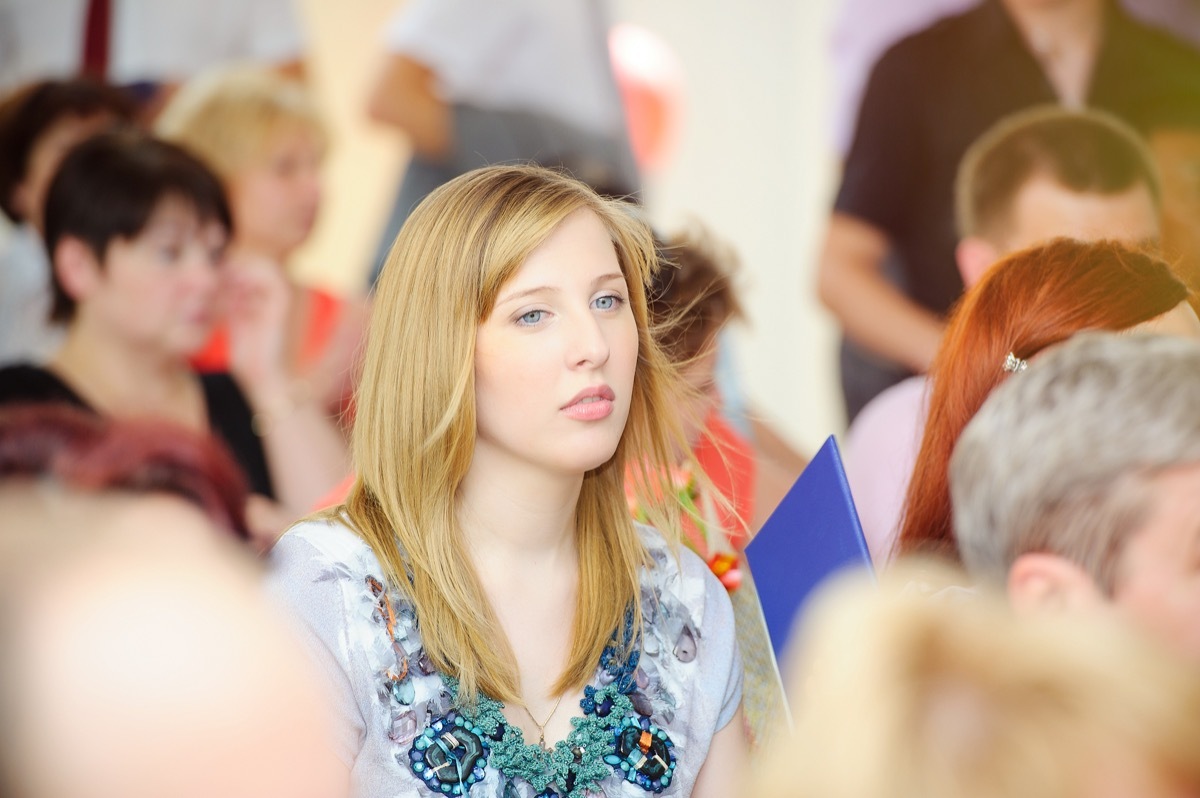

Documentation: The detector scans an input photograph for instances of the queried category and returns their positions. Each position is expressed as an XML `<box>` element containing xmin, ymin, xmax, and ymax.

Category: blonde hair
<box><xmin>754</xmin><ymin>567</ymin><xmax>1200</xmax><ymax>798</ymax></box>
<box><xmin>154</xmin><ymin>65</ymin><xmax>327</xmax><ymax>181</ymax></box>
<box><xmin>341</xmin><ymin>165</ymin><xmax>688</xmax><ymax>706</ymax></box>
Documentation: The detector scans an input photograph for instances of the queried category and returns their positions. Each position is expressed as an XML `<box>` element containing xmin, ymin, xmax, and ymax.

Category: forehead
<box><xmin>503</xmin><ymin>208</ymin><xmax>622</xmax><ymax>288</ymax></box>
<box><xmin>248</xmin><ymin>117</ymin><xmax>326</xmax><ymax>161</ymax></box>
<box><xmin>123</xmin><ymin>195</ymin><xmax>228</xmax><ymax>246</ymax></box>
<box><xmin>1005</xmin><ymin>175</ymin><xmax>1159</xmax><ymax>252</ymax></box>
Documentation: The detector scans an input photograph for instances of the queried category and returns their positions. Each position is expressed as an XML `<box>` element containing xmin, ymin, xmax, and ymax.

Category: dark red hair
<box><xmin>0</xmin><ymin>404</ymin><xmax>250</xmax><ymax>539</ymax></box>
<box><xmin>895</xmin><ymin>238</ymin><xmax>1191</xmax><ymax>561</ymax></box>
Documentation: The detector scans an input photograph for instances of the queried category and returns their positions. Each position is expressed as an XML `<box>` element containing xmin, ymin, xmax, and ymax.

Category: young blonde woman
<box><xmin>156</xmin><ymin>66</ymin><xmax>366</xmax><ymax>416</ymax></box>
<box><xmin>268</xmin><ymin>165</ymin><xmax>746</xmax><ymax>797</ymax></box>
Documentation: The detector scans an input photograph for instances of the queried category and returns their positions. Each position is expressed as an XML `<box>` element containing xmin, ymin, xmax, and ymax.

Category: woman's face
<box><xmin>227</xmin><ymin>124</ymin><xmax>322</xmax><ymax>260</ymax></box>
<box><xmin>79</xmin><ymin>197</ymin><xmax>226</xmax><ymax>357</ymax></box>
<box><xmin>678</xmin><ymin>344</ymin><xmax>720</xmax><ymax>447</ymax></box>
<box><xmin>472</xmin><ymin>208</ymin><xmax>639</xmax><ymax>479</ymax></box>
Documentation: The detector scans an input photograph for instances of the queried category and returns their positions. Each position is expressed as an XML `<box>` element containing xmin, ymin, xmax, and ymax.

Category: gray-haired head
<box><xmin>951</xmin><ymin>332</ymin><xmax>1200</xmax><ymax>590</ymax></box>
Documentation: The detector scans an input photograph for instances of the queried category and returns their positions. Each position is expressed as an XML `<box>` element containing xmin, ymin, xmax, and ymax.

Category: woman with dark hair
<box><xmin>895</xmin><ymin>238</ymin><xmax>1199</xmax><ymax>561</ymax></box>
<box><xmin>0</xmin><ymin>130</ymin><xmax>348</xmax><ymax>548</ymax></box>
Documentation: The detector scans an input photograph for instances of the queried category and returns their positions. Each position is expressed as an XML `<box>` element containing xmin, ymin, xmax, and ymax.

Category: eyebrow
<box><xmin>496</xmin><ymin>271</ymin><xmax>626</xmax><ymax>306</ymax></box>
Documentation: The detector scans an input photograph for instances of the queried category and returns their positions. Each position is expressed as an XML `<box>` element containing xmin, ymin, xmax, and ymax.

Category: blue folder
<box><xmin>744</xmin><ymin>435</ymin><xmax>874</xmax><ymax>661</ymax></box>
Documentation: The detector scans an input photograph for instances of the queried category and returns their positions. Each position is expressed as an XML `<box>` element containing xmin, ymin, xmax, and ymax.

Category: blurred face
<box><xmin>227</xmin><ymin>124</ymin><xmax>323</xmax><ymax>260</ymax></box>
<box><xmin>13</xmin><ymin>112</ymin><xmax>115</xmax><ymax>231</ymax></box>
<box><xmin>679</xmin><ymin>344</ymin><xmax>720</xmax><ymax>446</ymax></box>
<box><xmin>473</xmin><ymin>208</ymin><xmax>639</xmax><ymax>479</ymax></box>
<box><xmin>5</xmin><ymin>493</ymin><xmax>348</xmax><ymax>798</ymax></box>
<box><xmin>1110</xmin><ymin>462</ymin><xmax>1200</xmax><ymax>663</ymax></box>
<box><xmin>80</xmin><ymin>197</ymin><xmax>226</xmax><ymax>356</ymax></box>
<box><xmin>1001</xmin><ymin>175</ymin><xmax>1160</xmax><ymax>255</ymax></box>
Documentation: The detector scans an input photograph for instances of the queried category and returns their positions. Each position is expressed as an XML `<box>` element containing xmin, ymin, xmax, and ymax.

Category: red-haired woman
<box><xmin>895</xmin><ymin>238</ymin><xmax>1200</xmax><ymax>561</ymax></box>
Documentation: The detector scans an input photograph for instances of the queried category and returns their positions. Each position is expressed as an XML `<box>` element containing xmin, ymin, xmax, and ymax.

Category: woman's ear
<box><xmin>53</xmin><ymin>236</ymin><xmax>103</xmax><ymax>305</ymax></box>
<box><xmin>1007</xmin><ymin>552</ymin><xmax>1104</xmax><ymax>614</ymax></box>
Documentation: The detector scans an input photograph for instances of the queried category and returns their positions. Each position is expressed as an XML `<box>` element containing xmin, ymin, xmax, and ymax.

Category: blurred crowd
<box><xmin>2</xmin><ymin>0</ymin><xmax>1200</xmax><ymax>796</ymax></box>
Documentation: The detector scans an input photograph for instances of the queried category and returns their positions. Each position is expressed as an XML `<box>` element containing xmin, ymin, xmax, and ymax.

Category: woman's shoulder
<box><xmin>269</xmin><ymin>514</ymin><xmax>386</xmax><ymax>586</ymax></box>
<box><xmin>636</xmin><ymin>522</ymin><xmax>732</xmax><ymax>631</ymax></box>
<box><xmin>0</xmin><ymin>364</ymin><xmax>88</xmax><ymax>409</ymax></box>
<box><xmin>637</xmin><ymin>522</ymin><xmax>717</xmax><ymax>583</ymax></box>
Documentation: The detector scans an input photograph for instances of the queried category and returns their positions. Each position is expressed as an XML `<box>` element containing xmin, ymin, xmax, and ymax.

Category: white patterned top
<box><xmin>267</xmin><ymin>517</ymin><xmax>742</xmax><ymax>798</ymax></box>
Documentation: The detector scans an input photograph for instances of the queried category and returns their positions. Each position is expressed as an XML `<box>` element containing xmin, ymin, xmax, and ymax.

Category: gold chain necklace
<box><xmin>521</xmin><ymin>693</ymin><xmax>565</xmax><ymax>750</ymax></box>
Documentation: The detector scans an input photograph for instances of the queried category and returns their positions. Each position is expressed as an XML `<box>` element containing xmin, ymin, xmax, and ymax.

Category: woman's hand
<box><xmin>225</xmin><ymin>251</ymin><xmax>293</xmax><ymax>401</ymax></box>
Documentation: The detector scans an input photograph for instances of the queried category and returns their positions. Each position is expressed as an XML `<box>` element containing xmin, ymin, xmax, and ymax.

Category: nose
<box><xmin>299</xmin><ymin>160</ymin><xmax>323</xmax><ymax>209</ymax></box>
<box><xmin>185</xmin><ymin>247</ymin><xmax>222</xmax><ymax>300</ymax></box>
<box><xmin>567</xmin><ymin>310</ymin><xmax>611</xmax><ymax>369</ymax></box>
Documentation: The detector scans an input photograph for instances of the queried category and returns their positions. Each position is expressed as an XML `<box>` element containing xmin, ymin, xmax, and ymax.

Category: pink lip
<box><xmin>561</xmin><ymin>385</ymin><xmax>616</xmax><ymax>420</ymax></box>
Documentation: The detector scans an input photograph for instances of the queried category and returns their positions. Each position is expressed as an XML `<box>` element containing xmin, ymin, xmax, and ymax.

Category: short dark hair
<box><xmin>44</xmin><ymin>130</ymin><xmax>233</xmax><ymax>322</ymax></box>
<box><xmin>0</xmin><ymin>79</ymin><xmax>137</xmax><ymax>223</ymax></box>
<box><xmin>956</xmin><ymin>106</ymin><xmax>1162</xmax><ymax>242</ymax></box>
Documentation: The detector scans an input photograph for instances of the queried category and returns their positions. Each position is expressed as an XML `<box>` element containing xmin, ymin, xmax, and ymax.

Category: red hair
<box><xmin>895</xmin><ymin>239</ymin><xmax>1190</xmax><ymax>561</ymax></box>
<box><xmin>0</xmin><ymin>404</ymin><xmax>250</xmax><ymax>539</ymax></box>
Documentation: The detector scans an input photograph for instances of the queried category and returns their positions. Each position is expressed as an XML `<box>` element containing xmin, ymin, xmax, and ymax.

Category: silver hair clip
<box><xmin>1002</xmin><ymin>352</ymin><xmax>1028</xmax><ymax>373</ymax></box>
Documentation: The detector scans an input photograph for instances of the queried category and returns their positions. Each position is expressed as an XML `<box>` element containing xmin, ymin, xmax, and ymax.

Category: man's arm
<box><xmin>817</xmin><ymin>211</ymin><xmax>945</xmax><ymax>373</ymax></box>
<box><xmin>366</xmin><ymin>53</ymin><xmax>452</xmax><ymax>161</ymax></box>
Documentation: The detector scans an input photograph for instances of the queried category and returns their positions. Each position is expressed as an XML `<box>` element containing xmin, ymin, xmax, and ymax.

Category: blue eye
<box><xmin>517</xmin><ymin>309</ymin><xmax>545</xmax><ymax>326</ymax></box>
<box><xmin>593</xmin><ymin>294</ymin><xmax>624</xmax><ymax>311</ymax></box>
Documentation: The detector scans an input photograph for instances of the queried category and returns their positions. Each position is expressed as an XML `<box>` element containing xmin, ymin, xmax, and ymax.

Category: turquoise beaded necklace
<box><xmin>443</xmin><ymin>677</ymin><xmax>635</xmax><ymax>797</ymax></box>
<box><xmin>407</xmin><ymin>633</ymin><xmax>679</xmax><ymax>797</ymax></box>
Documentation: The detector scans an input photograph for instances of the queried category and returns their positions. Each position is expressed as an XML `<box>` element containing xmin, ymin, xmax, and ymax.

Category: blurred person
<box><xmin>637</xmin><ymin>225</ymin><xmax>790</xmax><ymax>751</ymax></box>
<box><xmin>156</xmin><ymin>66</ymin><xmax>366</xmax><ymax>416</ymax></box>
<box><xmin>0</xmin><ymin>130</ymin><xmax>348</xmax><ymax>543</ymax></box>
<box><xmin>270</xmin><ymin>165</ymin><xmax>746</xmax><ymax>797</ymax></box>
<box><xmin>818</xmin><ymin>0</ymin><xmax>1200</xmax><ymax>421</ymax></box>
<box><xmin>952</xmin><ymin>332</ymin><xmax>1200</xmax><ymax>663</ymax></box>
<box><xmin>0</xmin><ymin>402</ymin><xmax>251</xmax><ymax>540</ymax></box>
<box><xmin>0</xmin><ymin>0</ymin><xmax>307</xmax><ymax>118</ymax></box>
<box><xmin>363</xmin><ymin>0</ymin><xmax>640</xmax><ymax>285</ymax></box>
<box><xmin>0</xmin><ymin>78</ymin><xmax>135</xmax><ymax>365</ymax></box>
<box><xmin>751</xmin><ymin>565</ymin><xmax>1200</xmax><ymax>798</ymax></box>
<box><xmin>640</xmin><ymin>226</ymin><xmax>753</xmax><ymax>574</ymax></box>
<box><xmin>829</xmin><ymin>0</ymin><xmax>1200</xmax><ymax>158</ymax></box>
<box><xmin>0</xmin><ymin>486</ymin><xmax>347</xmax><ymax>798</ymax></box>
<box><xmin>894</xmin><ymin>240</ymin><xmax>1198</xmax><ymax>563</ymax></box>
<box><xmin>845</xmin><ymin>106</ymin><xmax>1163</xmax><ymax>563</ymax></box>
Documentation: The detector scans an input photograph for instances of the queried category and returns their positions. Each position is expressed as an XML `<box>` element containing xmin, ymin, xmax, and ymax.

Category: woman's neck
<box><xmin>457</xmin><ymin>453</ymin><xmax>582</xmax><ymax>571</ymax></box>
<box><xmin>235</xmin><ymin>238</ymin><xmax>294</xmax><ymax>271</ymax></box>
<box><xmin>52</xmin><ymin>322</ymin><xmax>203</xmax><ymax>427</ymax></box>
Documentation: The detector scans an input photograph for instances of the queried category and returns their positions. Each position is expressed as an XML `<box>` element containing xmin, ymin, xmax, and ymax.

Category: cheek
<box><xmin>1114</xmin><ymin>561</ymin><xmax>1200</xmax><ymax>645</ymax></box>
<box><xmin>232</xmin><ymin>177</ymin><xmax>279</xmax><ymax>223</ymax></box>
<box><xmin>473</xmin><ymin>340</ymin><xmax>531</xmax><ymax>415</ymax></box>
<box><xmin>615</xmin><ymin>315</ymin><xmax>640</xmax><ymax>375</ymax></box>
